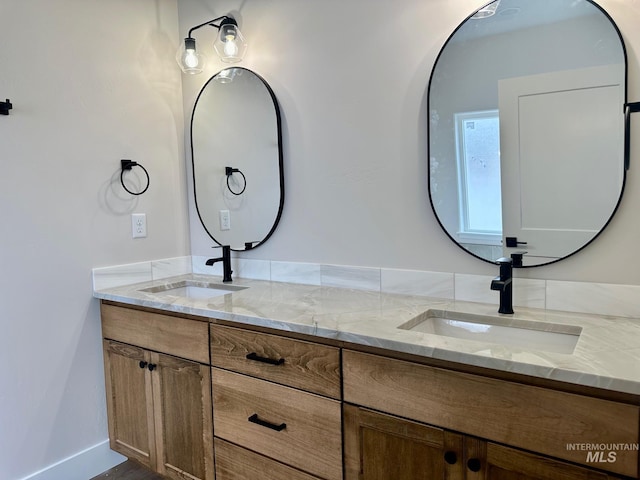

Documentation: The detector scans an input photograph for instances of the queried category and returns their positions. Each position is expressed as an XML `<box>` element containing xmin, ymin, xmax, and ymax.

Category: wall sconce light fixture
<box><xmin>176</xmin><ymin>16</ymin><xmax>247</xmax><ymax>74</ymax></box>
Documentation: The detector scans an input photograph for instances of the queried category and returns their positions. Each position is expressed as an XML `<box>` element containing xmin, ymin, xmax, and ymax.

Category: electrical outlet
<box><xmin>131</xmin><ymin>213</ymin><xmax>147</xmax><ymax>238</ymax></box>
<box><xmin>219</xmin><ymin>210</ymin><xmax>231</xmax><ymax>231</ymax></box>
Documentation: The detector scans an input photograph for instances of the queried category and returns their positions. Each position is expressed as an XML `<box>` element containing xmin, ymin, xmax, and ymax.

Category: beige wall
<box><xmin>0</xmin><ymin>1</ymin><xmax>189</xmax><ymax>478</ymax></box>
<box><xmin>181</xmin><ymin>0</ymin><xmax>640</xmax><ymax>286</ymax></box>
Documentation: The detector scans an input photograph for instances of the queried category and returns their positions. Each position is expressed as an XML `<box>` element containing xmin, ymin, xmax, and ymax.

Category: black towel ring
<box><xmin>225</xmin><ymin>166</ymin><xmax>246</xmax><ymax>196</ymax></box>
<box><xmin>120</xmin><ymin>159</ymin><xmax>150</xmax><ymax>196</ymax></box>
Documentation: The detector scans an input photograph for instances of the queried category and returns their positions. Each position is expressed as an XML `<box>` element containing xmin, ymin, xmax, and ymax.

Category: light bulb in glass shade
<box><xmin>223</xmin><ymin>36</ymin><xmax>239</xmax><ymax>58</ymax></box>
<box><xmin>176</xmin><ymin>37</ymin><xmax>205</xmax><ymax>74</ymax></box>
<box><xmin>214</xmin><ymin>24</ymin><xmax>247</xmax><ymax>63</ymax></box>
<box><xmin>183</xmin><ymin>49</ymin><xmax>199</xmax><ymax>68</ymax></box>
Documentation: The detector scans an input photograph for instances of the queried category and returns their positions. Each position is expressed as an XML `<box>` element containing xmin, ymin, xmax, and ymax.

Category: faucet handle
<box><xmin>510</xmin><ymin>251</ymin><xmax>528</xmax><ymax>267</ymax></box>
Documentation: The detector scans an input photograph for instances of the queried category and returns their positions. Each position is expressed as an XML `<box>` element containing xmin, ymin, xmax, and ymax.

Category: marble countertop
<box><xmin>94</xmin><ymin>273</ymin><xmax>640</xmax><ymax>396</ymax></box>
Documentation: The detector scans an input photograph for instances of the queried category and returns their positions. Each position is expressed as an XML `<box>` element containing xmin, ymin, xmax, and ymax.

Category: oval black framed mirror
<box><xmin>428</xmin><ymin>0</ymin><xmax>627</xmax><ymax>267</ymax></box>
<box><xmin>191</xmin><ymin>67</ymin><xmax>284</xmax><ymax>251</ymax></box>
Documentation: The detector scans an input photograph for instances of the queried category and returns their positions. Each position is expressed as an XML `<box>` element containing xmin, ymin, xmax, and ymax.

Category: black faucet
<box><xmin>206</xmin><ymin>245</ymin><xmax>233</xmax><ymax>282</ymax></box>
<box><xmin>490</xmin><ymin>257</ymin><xmax>514</xmax><ymax>314</ymax></box>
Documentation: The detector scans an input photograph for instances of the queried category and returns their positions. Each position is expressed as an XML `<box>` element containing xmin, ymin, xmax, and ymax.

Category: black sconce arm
<box><xmin>188</xmin><ymin>15</ymin><xmax>236</xmax><ymax>38</ymax></box>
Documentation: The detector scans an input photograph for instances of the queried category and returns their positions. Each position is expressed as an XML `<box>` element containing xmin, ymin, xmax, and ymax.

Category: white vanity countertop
<box><xmin>94</xmin><ymin>273</ymin><xmax>640</xmax><ymax>396</ymax></box>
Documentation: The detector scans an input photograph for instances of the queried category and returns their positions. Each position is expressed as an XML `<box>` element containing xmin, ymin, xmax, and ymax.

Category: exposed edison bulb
<box><xmin>183</xmin><ymin>48</ymin><xmax>199</xmax><ymax>68</ymax></box>
<box><xmin>223</xmin><ymin>36</ymin><xmax>239</xmax><ymax>58</ymax></box>
<box><xmin>214</xmin><ymin>23</ymin><xmax>246</xmax><ymax>63</ymax></box>
<box><xmin>176</xmin><ymin>37</ymin><xmax>205</xmax><ymax>74</ymax></box>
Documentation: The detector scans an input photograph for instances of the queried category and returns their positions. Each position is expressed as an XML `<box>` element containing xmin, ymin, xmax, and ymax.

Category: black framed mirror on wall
<box><xmin>428</xmin><ymin>0</ymin><xmax>627</xmax><ymax>267</ymax></box>
<box><xmin>191</xmin><ymin>67</ymin><xmax>284</xmax><ymax>251</ymax></box>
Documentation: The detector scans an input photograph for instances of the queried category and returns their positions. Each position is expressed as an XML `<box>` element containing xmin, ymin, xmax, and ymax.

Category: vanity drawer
<box><xmin>343</xmin><ymin>350</ymin><xmax>639</xmax><ymax>477</ymax></box>
<box><xmin>214</xmin><ymin>438</ymin><xmax>323</xmax><ymax>480</ymax></box>
<box><xmin>212</xmin><ymin>368</ymin><xmax>342</xmax><ymax>480</ymax></box>
<box><xmin>210</xmin><ymin>324</ymin><xmax>341</xmax><ymax>399</ymax></box>
<box><xmin>101</xmin><ymin>303</ymin><xmax>209</xmax><ymax>364</ymax></box>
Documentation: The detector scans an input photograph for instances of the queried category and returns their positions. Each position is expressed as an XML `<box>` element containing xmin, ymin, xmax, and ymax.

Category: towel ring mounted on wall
<box><xmin>225</xmin><ymin>166</ymin><xmax>246</xmax><ymax>195</ymax></box>
<box><xmin>120</xmin><ymin>159</ymin><xmax>150</xmax><ymax>196</ymax></box>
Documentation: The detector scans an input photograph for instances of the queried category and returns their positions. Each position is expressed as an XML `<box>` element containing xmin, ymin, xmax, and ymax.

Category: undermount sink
<box><xmin>139</xmin><ymin>280</ymin><xmax>248</xmax><ymax>299</ymax></box>
<box><xmin>397</xmin><ymin>309</ymin><xmax>582</xmax><ymax>354</ymax></box>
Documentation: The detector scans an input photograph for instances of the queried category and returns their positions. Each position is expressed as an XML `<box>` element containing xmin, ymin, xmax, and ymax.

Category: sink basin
<box><xmin>397</xmin><ymin>309</ymin><xmax>581</xmax><ymax>354</ymax></box>
<box><xmin>139</xmin><ymin>280</ymin><xmax>248</xmax><ymax>299</ymax></box>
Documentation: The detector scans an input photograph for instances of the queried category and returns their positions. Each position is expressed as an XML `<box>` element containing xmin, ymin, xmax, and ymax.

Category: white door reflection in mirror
<box><xmin>499</xmin><ymin>66</ymin><xmax>624</xmax><ymax>263</ymax></box>
<box><xmin>428</xmin><ymin>0</ymin><xmax>626</xmax><ymax>267</ymax></box>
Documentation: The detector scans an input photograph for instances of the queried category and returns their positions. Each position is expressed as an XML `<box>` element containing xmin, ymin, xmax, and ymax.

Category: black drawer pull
<box><xmin>246</xmin><ymin>352</ymin><xmax>285</xmax><ymax>366</ymax></box>
<box><xmin>139</xmin><ymin>361</ymin><xmax>148</xmax><ymax>369</ymax></box>
<box><xmin>147</xmin><ymin>363</ymin><xmax>157</xmax><ymax>372</ymax></box>
<box><xmin>248</xmin><ymin>413</ymin><xmax>286</xmax><ymax>432</ymax></box>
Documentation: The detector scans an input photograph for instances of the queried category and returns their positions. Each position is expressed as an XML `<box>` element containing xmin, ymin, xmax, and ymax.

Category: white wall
<box><xmin>0</xmin><ymin>1</ymin><xmax>189</xmax><ymax>479</ymax></box>
<box><xmin>181</xmin><ymin>0</ymin><xmax>640</xmax><ymax>286</ymax></box>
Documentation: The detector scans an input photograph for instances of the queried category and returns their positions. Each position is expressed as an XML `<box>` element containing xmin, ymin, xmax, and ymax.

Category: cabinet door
<box><xmin>103</xmin><ymin>340</ymin><xmax>156</xmax><ymax>468</ymax></box>
<box><xmin>151</xmin><ymin>352</ymin><xmax>214</xmax><ymax>480</ymax></box>
<box><xmin>344</xmin><ymin>404</ymin><xmax>464</xmax><ymax>480</ymax></box>
<box><xmin>465</xmin><ymin>438</ymin><xmax>620</xmax><ymax>480</ymax></box>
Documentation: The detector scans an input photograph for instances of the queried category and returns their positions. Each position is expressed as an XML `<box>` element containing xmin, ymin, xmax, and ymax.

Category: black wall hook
<box><xmin>120</xmin><ymin>159</ymin><xmax>150</xmax><ymax>196</ymax></box>
<box><xmin>1</xmin><ymin>99</ymin><xmax>12</xmax><ymax>115</ymax></box>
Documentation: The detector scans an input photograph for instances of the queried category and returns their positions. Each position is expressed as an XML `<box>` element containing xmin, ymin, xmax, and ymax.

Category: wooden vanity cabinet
<box><xmin>343</xmin><ymin>350</ymin><xmax>638</xmax><ymax>480</ymax></box>
<box><xmin>101</xmin><ymin>303</ymin><xmax>214</xmax><ymax>480</ymax></box>
<box><xmin>210</xmin><ymin>324</ymin><xmax>343</xmax><ymax>480</ymax></box>
<box><xmin>345</xmin><ymin>404</ymin><xmax>624</xmax><ymax>480</ymax></box>
<box><xmin>101</xmin><ymin>301</ymin><xmax>639</xmax><ymax>480</ymax></box>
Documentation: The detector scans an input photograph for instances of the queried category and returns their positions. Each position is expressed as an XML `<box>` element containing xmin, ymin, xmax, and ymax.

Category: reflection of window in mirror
<box><xmin>454</xmin><ymin>110</ymin><xmax>502</xmax><ymax>245</ymax></box>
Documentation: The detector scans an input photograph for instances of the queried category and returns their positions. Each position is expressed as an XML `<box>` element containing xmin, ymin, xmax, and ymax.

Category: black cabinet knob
<box><xmin>467</xmin><ymin>458</ymin><xmax>482</xmax><ymax>472</ymax></box>
<box><xmin>147</xmin><ymin>363</ymin><xmax>156</xmax><ymax>372</ymax></box>
<box><xmin>139</xmin><ymin>361</ymin><xmax>148</xmax><ymax>369</ymax></box>
<box><xmin>444</xmin><ymin>451</ymin><xmax>458</xmax><ymax>464</ymax></box>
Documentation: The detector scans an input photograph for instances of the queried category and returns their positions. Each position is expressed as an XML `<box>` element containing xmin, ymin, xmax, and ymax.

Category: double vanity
<box><xmin>95</xmin><ymin>273</ymin><xmax>640</xmax><ymax>480</ymax></box>
<box><xmin>94</xmin><ymin>0</ymin><xmax>640</xmax><ymax>478</ymax></box>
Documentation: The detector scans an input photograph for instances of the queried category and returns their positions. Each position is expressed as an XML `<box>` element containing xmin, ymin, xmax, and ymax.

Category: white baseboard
<box><xmin>18</xmin><ymin>440</ymin><xmax>126</xmax><ymax>480</ymax></box>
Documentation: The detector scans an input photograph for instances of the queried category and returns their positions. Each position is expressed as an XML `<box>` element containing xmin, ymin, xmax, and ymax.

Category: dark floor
<box><xmin>90</xmin><ymin>460</ymin><xmax>165</xmax><ymax>480</ymax></box>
